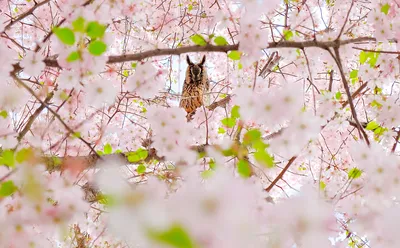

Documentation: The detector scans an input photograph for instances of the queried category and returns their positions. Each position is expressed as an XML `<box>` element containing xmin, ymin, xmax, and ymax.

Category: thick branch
<box><xmin>30</xmin><ymin>37</ymin><xmax>376</xmax><ymax>69</ymax></box>
<box><xmin>44</xmin><ymin>145</ymin><xmax>207</xmax><ymax>171</ymax></box>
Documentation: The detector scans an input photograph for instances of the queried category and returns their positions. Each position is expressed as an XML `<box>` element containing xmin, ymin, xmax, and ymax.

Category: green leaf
<box><xmin>15</xmin><ymin>148</ymin><xmax>33</xmax><ymax>163</ymax></box>
<box><xmin>0</xmin><ymin>180</ymin><xmax>17</xmax><ymax>197</ymax></box>
<box><xmin>381</xmin><ymin>3</ymin><xmax>390</xmax><ymax>15</ymax></box>
<box><xmin>149</xmin><ymin>224</ymin><xmax>196</xmax><ymax>248</ymax></box>
<box><xmin>349</xmin><ymin>69</ymin><xmax>358</xmax><ymax>84</ymax></box>
<box><xmin>237</xmin><ymin>160</ymin><xmax>251</xmax><ymax>178</ymax></box>
<box><xmin>368</xmin><ymin>52</ymin><xmax>380</xmax><ymax>67</ymax></box>
<box><xmin>252</xmin><ymin>139</ymin><xmax>268</xmax><ymax>151</ymax></box>
<box><xmin>88</xmin><ymin>40</ymin><xmax>107</xmax><ymax>56</ymax></box>
<box><xmin>254</xmin><ymin>150</ymin><xmax>274</xmax><ymax>168</ymax></box>
<box><xmin>131</xmin><ymin>62</ymin><xmax>137</xmax><ymax>68</ymax></box>
<box><xmin>222</xmin><ymin>148</ymin><xmax>234</xmax><ymax>157</ymax></box>
<box><xmin>325</xmin><ymin>0</ymin><xmax>334</xmax><ymax>6</ymax></box>
<box><xmin>374</xmin><ymin>87</ymin><xmax>382</xmax><ymax>95</ymax></box>
<box><xmin>0</xmin><ymin>149</ymin><xmax>15</xmax><ymax>168</ymax></box>
<box><xmin>59</xmin><ymin>91</ymin><xmax>70</xmax><ymax>101</ymax></box>
<box><xmin>137</xmin><ymin>164</ymin><xmax>146</xmax><ymax>174</ymax></box>
<box><xmin>359</xmin><ymin>51</ymin><xmax>368</xmax><ymax>64</ymax></box>
<box><xmin>335</xmin><ymin>91</ymin><xmax>342</xmax><ymax>100</ymax></box>
<box><xmin>52</xmin><ymin>156</ymin><xmax>62</xmax><ymax>166</ymax></box>
<box><xmin>221</xmin><ymin>117</ymin><xmax>236</xmax><ymax>128</ymax></box>
<box><xmin>243</xmin><ymin>129</ymin><xmax>261</xmax><ymax>146</ymax></box>
<box><xmin>214</xmin><ymin>36</ymin><xmax>228</xmax><ymax>46</ymax></box>
<box><xmin>122</xmin><ymin>70</ymin><xmax>129</xmax><ymax>77</ymax></box>
<box><xmin>0</xmin><ymin>110</ymin><xmax>8</xmax><ymax>119</ymax></box>
<box><xmin>190</xmin><ymin>34</ymin><xmax>207</xmax><ymax>46</ymax></box>
<box><xmin>97</xmin><ymin>193</ymin><xmax>116</xmax><ymax>207</ymax></box>
<box><xmin>366</xmin><ymin>121</ymin><xmax>379</xmax><ymax>131</ymax></box>
<box><xmin>283</xmin><ymin>29</ymin><xmax>294</xmax><ymax>40</ymax></box>
<box><xmin>72</xmin><ymin>132</ymin><xmax>81</xmax><ymax>138</ymax></box>
<box><xmin>231</xmin><ymin>105</ymin><xmax>240</xmax><ymax>119</ymax></box>
<box><xmin>370</xmin><ymin>100</ymin><xmax>383</xmax><ymax>108</ymax></box>
<box><xmin>348</xmin><ymin>167</ymin><xmax>362</xmax><ymax>179</ymax></box>
<box><xmin>103</xmin><ymin>143</ymin><xmax>112</xmax><ymax>154</ymax></box>
<box><xmin>53</xmin><ymin>27</ymin><xmax>75</xmax><ymax>45</ymax></box>
<box><xmin>201</xmin><ymin>169</ymin><xmax>214</xmax><ymax>179</ymax></box>
<box><xmin>319</xmin><ymin>181</ymin><xmax>326</xmax><ymax>190</ymax></box>
<box><xmin>217</xmin><ymin>127</ymin><xmax>226</xmax><ymax>134</ymax></box>
<box><xmin>349</xmin><ymin>69</ymin><xmax>358</xmax><ymax>78</ymax></box>
<box><xmin>188</xmin><ymin>4</ymin><xmax>193</xmax><ymax>11</ymax></box>
<box><xmin>86</xmin><ymin>21</ymin><xmax>107</xmax><ymax>39</ymax></box>
<box><xmin>209</xmin><ymin>159</ymin><xmax>216</xmax><ymax>170</ymax></box>
<box><xmin>72</xmin><ymin>16</ymin><xmax>86</xmax><ymax>32</ymax></box>
<box><xmin>228</xmin><ymin>51</ymin><xmax>241</xmax><ymax>60</ymax></box>
<box><xmin>66</xmin><ymin>51</ymin><xmax>81</xmax><ymax>62</ymax></box>
<box><xmin>374</xmin><ymin>126</ymin><xmax>388</xmax><ymax>136</ymax></box>
<box><xmin>127</xmin><ymin>148</ymin><xmax>149</xmax><ymax>163</ymax></box>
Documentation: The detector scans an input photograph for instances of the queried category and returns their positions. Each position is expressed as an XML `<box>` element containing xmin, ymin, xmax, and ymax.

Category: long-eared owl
<box><xmin>179</xmin><ymin>55</ymin><xmax>209</xmax><ymax>119</ymax></box>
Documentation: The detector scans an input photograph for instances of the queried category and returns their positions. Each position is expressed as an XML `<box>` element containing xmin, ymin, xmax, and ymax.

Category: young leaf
<box><xmin>72</xmin><ymin>16</ymin><xmax>86</xmax><ymax>32</ymax></box>
<box><xmin>66</xmin><ymin>51</ymin><xmax>81</xmax><ymax>62</ymax></box>
<box><xmin>359</xmin><ymin>51</ymin><xmax>368</xmax><ymax>64</ymax></box>
<box><xmin>228</xmin><ymin>51</ymin><xmax>241</xmax><ymax>60</ymax></box>
<box><xmin>348</xmin><ymin>167</ymin><xmax>362</xmax><ymax>179</ymax></box>
<box><xmin>0</xmin><ymin>149</ymin><xmax>15</xmax><ymax>168</ymax></box>
<box><xmin>335</xmin><ymin>91</ymin><xmax>342</xmax><ymax>100</ymax></box>
<box><xmin>370</xmin><ymin>100</ymin><xmax>382</xmax><ymax>108</ymax></box>
<box><xmin>15</xmin><ymin>148</ymin><xmax>34</xmax><ymax>163</ymax></box>
<box><xmin>88</xmin><ymin>40</ymin><xmax>107</xmax><ymax>56</ymax></box>
<box><xmin>231</xmin><ymin>105</ymin><xmax>240</xmax><ymax>119</ymax></box>
<box><xmin>365</xmin><ymin>121</ymin><xmax>379</xmax><ymax>131</ymax></box>
<box><xmin>217</xmin><ymin>127</ymin><xmax>226</xmax><ymax>134</ymax></box>
<box><xmin>214</xmin><ymin>36</ymin><xmax>228</xmax><ymax>46</ymax></box>
<box><xmin>201</xmin><ymin>169</ymin><xmax>214</xmax><ymax>179</ymax></box>
<box><xmin>86</xmin><ymin>21</ymin><xmax>107</xmax><ymax>39</ymax></box>
<box><xmin>148</xmin><ymin>224</ymin><xmax>196</xmax><ymax>248</ymax></box>
<box><xmin>137</xmin><ymin>164</ymin><xmax>146</xmax><ymax>174</ymax></box>
<box><xmin>254</xmin><ymin>150</ymin><xmax>274</xmax><ymax>168</ymax></box>
<box><xmin>319</xmin><ymin>181</ymin><xmax>326</xmax><ymax>190</ymax></box>
<box><xmin>127</xmin><ymin>148</ymin><xmax>149</xmax><ymax>163</ymax></box>
<box><xmin>103</xmin><ymin>143</ymin><xmax>112</xmax><ymax>154</ymax></box>
<box><xmin>0</xmin><ymin>180</ymin><xmax>17</xmax><ymax>197</ymax></box>
<box><xmin>0</xmin><ymin>110</ymin><xmax>8</xmax><ymax>119</ymax></box>
<box><xmin>381</xmin><ymin>3</ymin><xmax>390</xmax><ymax>15</ymax></box>
<box><xmin>349</xmin><ymin>69</ymin><xmax>358</xmax><ymax>79</ymax></box>
<box><xmin>190</xmin><ymin>34</ymin><xmax>207</xmax><ymax>46</ymax></box>
<box><xmin>221</xmin><ymin>117</ymin><xmax>236</xmax><ymax>128</ymax></box>
<box><xmin>283</xmin><ymin>29</ymin><xmax>294</xmax><ymax>40</ymax></box>
<box><xmin>237</xmin><ymin>160</ymin><xmax>251</xmax><ymax>178</ymax></box>
<box><xmin>243</xmin><ymin>129</ymin><xmax>261</xmax><ymax>146</ymax></box>
<box><xmin>53</xmin><ymin>27</ymin><xmax>75</xmax><ymax>45</ymax></box>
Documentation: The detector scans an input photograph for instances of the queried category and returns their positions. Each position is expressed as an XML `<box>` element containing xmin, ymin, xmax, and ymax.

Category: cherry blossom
<box><xmin>20</xmin><ymin>51</ymin><xmax>46</xmax><ymax>77</ymax></box>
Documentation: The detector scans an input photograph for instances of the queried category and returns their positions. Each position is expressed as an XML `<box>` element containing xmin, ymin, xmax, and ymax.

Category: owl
<box><xmin>179</xmin><ymin>55</ymin><xmax>210</xmax><ymax>120</ymax></box>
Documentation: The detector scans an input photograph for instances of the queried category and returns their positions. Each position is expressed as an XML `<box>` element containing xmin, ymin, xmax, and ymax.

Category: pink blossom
<box><xmin>126</xmin><ymin>62</ymin><xmax>165</xmax><ymax>99</ymax></box>
<box><xmin>20</xmin><ymin>51</ymin><xmax>46</xmax><ymax>77</ymax></box>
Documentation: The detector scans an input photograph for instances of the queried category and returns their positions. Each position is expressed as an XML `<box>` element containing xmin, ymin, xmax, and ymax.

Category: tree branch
<box><xmin>3</xmin><ymin>0</ymin><xmax>51</xmax><ymax>32</ymax></box>
<box><xmin>265</xmin><ymin>156</ymin><xmax>297</xmax><ymax>192</ymax></box>
<box><xmin>14</xmin><ymin>37</ymin><xmax>376</xmax><ymax>70</ymax></box>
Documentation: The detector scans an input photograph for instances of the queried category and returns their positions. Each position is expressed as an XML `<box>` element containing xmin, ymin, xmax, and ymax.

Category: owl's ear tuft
<box><xmin>186</xmin><ymin>55</ymin><xmax>193</xmax><ymax>65</ymax></box>
<box><xmin>199</xmin><ymin>55</ymin><xmax>206</xmax><ymax>66</ymax></box>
